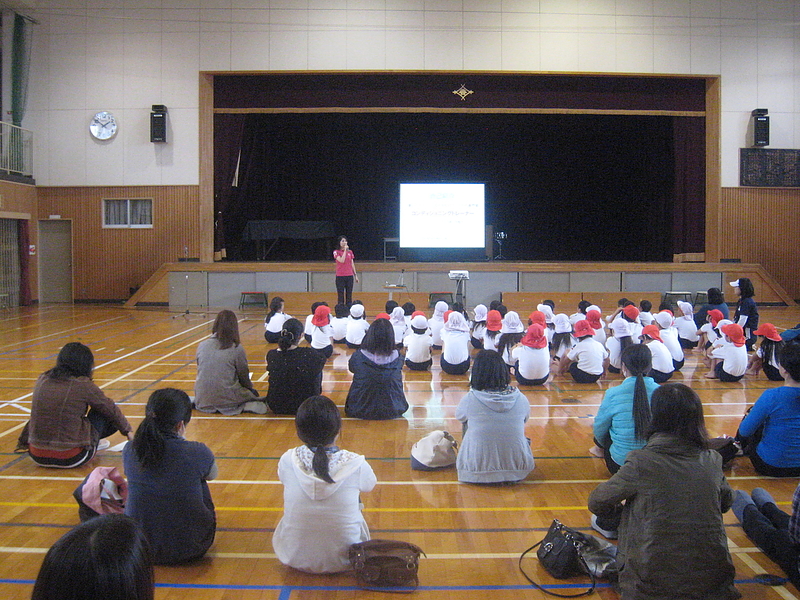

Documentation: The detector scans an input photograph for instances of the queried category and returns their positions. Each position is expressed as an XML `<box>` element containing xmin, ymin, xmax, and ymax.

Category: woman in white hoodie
<box><xmin>272</xmin><ymin>396</ymin><xmax>377</xmax><ymax>573</ymax></box>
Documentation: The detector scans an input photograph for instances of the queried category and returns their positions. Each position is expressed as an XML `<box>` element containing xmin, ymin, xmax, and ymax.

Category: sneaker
<box><xmin>96</xmin><ymin>439</ymin><xmax>111</xmax><ymax>451</ymax></box>
<box><xmin>591</xmin><ymin>514</ymin><xmax>618</xmax><ymax>540</ymax></box>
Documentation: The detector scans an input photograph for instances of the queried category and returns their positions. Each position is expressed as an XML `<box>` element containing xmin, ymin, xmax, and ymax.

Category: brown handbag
<box><xmin>349</xmin><ymin>539</ymin><xmax>425</xmax><ymax>592</ymax></box>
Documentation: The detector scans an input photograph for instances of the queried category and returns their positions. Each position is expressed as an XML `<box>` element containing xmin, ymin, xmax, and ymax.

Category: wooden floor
<box><xmin>1</xmin><ymin>303</ymin><xmax>800</xmax><ymax>600</ymax></box>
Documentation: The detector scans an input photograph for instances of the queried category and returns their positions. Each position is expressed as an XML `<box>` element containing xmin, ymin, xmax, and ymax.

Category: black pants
<box><xmin>440</xmin><ymin>356</ymin><xmax>470</xmax><ymax>375</ymax></box>
<box><xmin>716</xmin><ymin>362</ymin><xmax>743</xmax><ymax>383</ymax></box>
<box><xmin>593</xmin><ymin>436</ymin><xmax>623</xmax><ymax>531</ymax></box>
<box><xmin>513</xmin><ymin>366</ymin><xmax>548</xmax><ymax>386</ymax></box>
<box><xmin>741</xmin><ymin>502</ymin><xmax>800</xmax><ymax>589</ymax></box>
<box><xmin>737</xmin><ymin>424</ymin><xmax>800</xmax><ymax>477</ymax></box>
<box><xmin>405</xmin><ymin>358</ymin><xmax>432</xmax><ymax>371</ymax></box>
<box><xmin>648</xmin><ymin>368</ymin><xmax>673</xmax><ymax>384</ymax></box>
<box><xmin>336</xmin><ymin>275</ymin><xmax>354</xmax><ymax>306</ymax></box>
<box><xmin>764</xmin><ymin>363</ymin><xmax>784</xmax><ymax>381</ymax></box>
<box><xmin>568</xmin><ymin>362</ymin><xmax>602</xmax><ymax>383</ymax></box>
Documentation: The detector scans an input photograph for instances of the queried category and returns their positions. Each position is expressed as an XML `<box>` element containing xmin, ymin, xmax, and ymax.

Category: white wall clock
<box><xmin>89</xmin><ymin>111</ymin><xmax>118</xmax><ymax>140</ymax></box>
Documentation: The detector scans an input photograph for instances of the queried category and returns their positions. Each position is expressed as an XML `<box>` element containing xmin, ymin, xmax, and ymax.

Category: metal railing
<box><xmin>0</xmin><ymin>121</ymin><xmax>33</xmax><ymax>178</ymax></box>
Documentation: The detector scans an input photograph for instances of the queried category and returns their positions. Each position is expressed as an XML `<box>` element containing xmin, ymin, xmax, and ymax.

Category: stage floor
<box><xmin>1</xmin><ymin>304</ymin><xmax>799</xmax><ymax>599</ymax></box>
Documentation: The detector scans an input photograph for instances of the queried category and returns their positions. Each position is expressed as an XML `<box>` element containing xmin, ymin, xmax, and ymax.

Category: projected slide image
<box><xmin>399</xmin><ymin>183</ymin><xmax>485</xmax><ymax>248</ymax></box>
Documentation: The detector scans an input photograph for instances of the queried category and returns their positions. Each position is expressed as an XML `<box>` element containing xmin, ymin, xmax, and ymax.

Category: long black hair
<box><xmin>295</xmin><ymin>395</ymin><xmax>341</xmax><ymax>484</ymax></box>
<box><xmin>470</xmin><ymin>349</ymin><xmax>511</xmax><ymax>391</ymax></box>
<box><xmin>266</xmin><ymin>296</ymin><xmax>284</xmax><ymax>323</ymax></box>
<box><xmin>497</xmin><ymin>332</ymin><xmax>524</xmax><ymax>358</ymax></box>
<box><xmin>621</xmin><ymin>344</ymin><xmax>653</xmax><ymax>442</ymax></box>
<box><xmin>46</xmin><ymin>342</ymin><xmax>94</xmax><ymax>380</ymax></box>
<box><xmin>277</xmin><ymin>318</ymin><xmax>304</xmax><ymax>352</ymax></box>
<box><xmin>647</xmin><ymin>383</ymin><xmax>708</xmax><ymax>448</ymax></box>
<box><xmin>132</xmin><ymin>388</ymin><xmax>192</xmax><ymax>470</ymax></box>
<box><xmin>31</xmin><ymin>514</ymin><xmax>154</xmax><ymax>600</ymax></box>
<box><xmin>762</xmin><ymin>338</ymin><xmax>784</xmax><ymax>373</ymax></box>
<box><xmin>737</xmin><ymin>278</ymin><xmax>755</xmax><ymax>299</ymax></box>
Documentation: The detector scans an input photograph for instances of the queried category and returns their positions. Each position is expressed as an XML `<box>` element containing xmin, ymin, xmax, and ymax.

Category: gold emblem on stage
<box><xmin>453</xmin><ymin>84</ymin><xmax>473</xmax><ymax>101</ymax></box>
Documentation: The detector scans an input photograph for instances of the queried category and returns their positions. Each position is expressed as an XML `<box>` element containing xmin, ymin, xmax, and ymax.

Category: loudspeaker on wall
<box><xmin>151</xmin><ymin>104</ymin><xmax>167</xmax><ymax>143</ymax></box>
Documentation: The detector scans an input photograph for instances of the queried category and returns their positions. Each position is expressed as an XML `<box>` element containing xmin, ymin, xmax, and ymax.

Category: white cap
<box><xmin>350</xmin><ymin>304</ymin><xmax>364</xmax><ymax>317</ymax></box>
<box><xmin>655</xmin><ymin>311</ymin><xmax>674</xmax><ymax>329</ymax></box>
<box><xmin>677</xmin><ymin>301</ymin><xmax>694</xmax><ymax>316</ymax></box>
<box><xmin>729</xmin><ymin>279</ymin><xmax>740</xmax><ymax>288</ymax></box>
<box><xmin>411</xmin><ymin>314</ymin><xmax>428</xmax><ymax>329</ymax></box>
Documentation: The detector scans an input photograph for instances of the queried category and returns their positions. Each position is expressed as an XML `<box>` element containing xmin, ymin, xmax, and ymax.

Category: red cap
<box><xmin>486</xmin><ymin>310</ymin><xmax>502</xmax><ymax>332</ymax></box>
<box><xmin>521</xmin><ymin>324</ymin><xmax>548</xmax><ymax>348</ymax></box>
<box><xmin>622</xmin><ymin>305</ymin><xmax>639</xmax><ymax>321</ymax></box>
<box><xmin>754</xmin><ymin>323</ymin><xmax>782</xmax><ymax>342</ymax></box>
<box><xmin>586</xmin><ymin>310</ymin><xmax>603</xmax><ymax>330</ymax></box>
<box><xmin>641</xmin><ymin>324</ymin><xmax>662</xmax><ymax>342</ymax></box>
<box><xmin>443</xmin><ymin>310</ymin><xmax>453</xmax><ymax>323</ymax></box>
<box><xmin>573</xmin><ymin>319</ymin><xmax>594</xmax><ymax>339</ymax></box>
<box><xmin>721</xmin><ymin>323</ymin><xmax>746</xmax><ymax>347</ymax></box>
<box><xmin>311</xmin><ymin>305</ymin><xmax>330</xmax><ymax>327</ymax></box>
<box><xmin>529</xmin><ymin>311</ymin><xmax>546</xmax><ymax>327</ymax></box>
<box><xmin>375</xmin><ymin>312</ymin><xmax>390</xmax><ymax>320</ymax></box>
<box><xmin>707</xmin><ymin>309</ymin><xmax>724</xmax><ymax>327</ymax></box>
<box><xmin>411</xmin><ymin>310</ymin><xmax>426</xmax><ymax>318</ymax></box>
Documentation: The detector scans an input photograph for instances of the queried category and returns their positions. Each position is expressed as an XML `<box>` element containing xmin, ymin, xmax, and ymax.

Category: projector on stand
<box><xmin>448</xmin><ymin>270</ymin><xmax>470</xmax><ymax>280</ymax></box>
<box><xmin>448</xmin><ymin>271</ymin><xmax>469</xmax><ymax>306</ymax></box>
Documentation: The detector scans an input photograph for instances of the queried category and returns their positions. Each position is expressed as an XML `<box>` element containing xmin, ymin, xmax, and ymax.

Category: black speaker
<box><xmin>150</xmin><ymin>105</ymin><xmax>167</xmax><ymax>143</ymax></box>
<box><xmin>751</xmin><ymin>108</ymin><xmax>769</xmax><ymax>147</ymax></box>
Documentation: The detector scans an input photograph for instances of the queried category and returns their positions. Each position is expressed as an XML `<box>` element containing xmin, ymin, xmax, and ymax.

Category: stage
<box><xmin>126</xmin><ymin>260</ymin><xmax>794</xmax><ymax>314</ymax></box>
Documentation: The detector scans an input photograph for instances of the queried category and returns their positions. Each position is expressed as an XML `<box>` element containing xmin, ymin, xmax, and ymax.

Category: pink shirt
<box><xmin>333</xmin><ymin>249</ymin><xmax>355</xmax><ymax>276</ymax></box>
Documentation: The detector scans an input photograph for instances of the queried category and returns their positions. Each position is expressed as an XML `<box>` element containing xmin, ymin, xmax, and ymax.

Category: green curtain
<box><xmin>11</xmin><ymin>13</ymin><xmax>33</xmax><ymax>127</ymax></box>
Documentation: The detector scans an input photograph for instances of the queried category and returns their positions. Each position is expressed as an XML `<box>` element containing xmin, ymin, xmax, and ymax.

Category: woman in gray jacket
<box><xmin>588</xmin><ymin>383</ymin><xmax>740</xmax><ymax>600</ymax></box>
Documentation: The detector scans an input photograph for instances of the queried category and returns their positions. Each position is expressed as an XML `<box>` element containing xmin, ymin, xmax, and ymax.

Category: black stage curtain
<box><xmin>215</xmin><ymin>112</ymin><xmax>704</xmax><ymax>262</ymax></box>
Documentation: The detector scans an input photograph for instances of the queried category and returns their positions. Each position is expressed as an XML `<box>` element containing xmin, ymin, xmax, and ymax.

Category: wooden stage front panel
<box><xmin>1</xmin><ymin>304</ymin><xmax>799</xmax><ymax>599</ymax></box>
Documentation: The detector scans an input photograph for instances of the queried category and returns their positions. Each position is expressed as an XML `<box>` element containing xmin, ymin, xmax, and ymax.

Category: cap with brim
<box><xmin>754</xmin><ymin>323</ymin><xmax>782</xmax><ymax>342</ymax></box>
<box><xmin>622</xmin><ymin>305</ymin><xmax>640</xmax><ymax>321</ymax></box>
<box><xmin>486</xmin><ymin>310</ymin><xmax>502</xmax><ymax>332</ymax></box>
<box><xmin>375</xmin><ymin>312</ymin><xmax>390</xmax><ymax>320</ymax></box>
<box><xmin>573</xmin><ymin>320</ymin><xmax>594</xmax><ymax>338</ymax></box>
<box><xmin>729</xmin><ymin>279</ymin><xmax>740</xmax><ymax>288</ymax></box>
<box><xmin>411</xmin><ymin>314</ymin><xmax>428</xmax><ymax>329</ymax></box>
<box><xmin>655</xmin><ymin>312</ymin><xmax>674</xmax><ymax>329</ymax></box>
<box><xmin>311</xmin><ymin>305</ymin><xmax>331</xmax><ymax>327</ymax></box>
<box><xmin>411</xmin><ymin>310</ymin><xmax>426</xmax><ymax>318</ymax></box>
<box><xmin>350</xmin><ymin>304</ymin><xmax>365</xmax><ymax>317</ymax></box>
<box><xmin>529</xmin><ymin>311</ymin><xmax>546</xmax><ymax>327</ymax></box>
<box><xmin>721</xmin><ymin>323</ymin><xmax>746</xmax><ymax>347</ymax></box>
<box><xmin>707</xmin><ymin>309</ymin><xmax>724</xmax><ymax>327</ymax></box>
<box><xmin>586</xmin><ymin>310</ymin><xmax>603</xmax><ymax>330</ymax></box>
<box><xmin>641</xmin><ymin>324</ymin><xmax>662</xmax><ymax>342</ymax></box>
<box><xmin>521</xmin><ymin>324</ymin><xmax>548</xmax><ymax>348</ymax></box>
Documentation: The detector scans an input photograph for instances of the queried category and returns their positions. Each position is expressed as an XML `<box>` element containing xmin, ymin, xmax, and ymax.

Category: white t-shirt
<box><xmin>659</xmin><ymin>327</ymin><xmax>684</xmax><ymax>361</ymax></box>
<box><xmin>567</xmin><ymin>338</ymin><xmax>608</xmax><ymax>375</ymax></box>
<box><xmin>674</xmin><ymin>316</ymin><xmax>699</xmax><ymax>342</ymax></box>
<box><xmin>699</xmin><ymin>323</ymin><xmax>720</xmax><ymax>344</ymax></box>
<box><xmin>441</xmin><ymin>330</ymin><xmax>471</xmax><ymax>364</ymax></box>
<box><xmin>512</xmin><ymin>345</ymin><xmax>550</xmax><ymax>380</ymax></box>
<box><xmin>330</xmin><ymin>317</ymin><xmax>348</xmax><ymax>342</ymax></box>
<box><xmin>483</xmin><ymin>330</ymin><xmax>500</xmax><ymax>352</ymax></box>
<box><xmin>591</xmin><ymin>327</ymin><xmax>607</xmax><ymax>345</ymax></box>
<box><xmin>430</xmin><ymin>318</ymin><xmax>446</xmax><ymax>346</ymax></box>
<box><xmin>265</xmin><ymin>312</ymin><xmax>292</xmax><ymax>333</ymax></box>
<box><xmin>472</xmin><ymin>322</ymin><xmax>487</xmax><ymax>341</ymax></box>
<box><xmin>646</xmin><ymin>340</ymin><xmax>674</xmax><ymax>373</ymax></box>
<box><xmin>711</xmin><ymin>343</ymin><xmax>748</xmax><ymax>376</ymax></box>
<box><xmin>392</xmin><ymin>321</ymin><xmax>408</xmax><ymax>345</ymax></box>
<box><xmin>310</xmin><ymin>324</ymin><xmax>333</xmax><ymax>349</ymax></box>
<box><xmin>304</xmin><ymin>314</ymin><xmax>315</xmax><ymax>336</ymax></box>
<box><xmin>345</xmin><ymin>317</ymin><xmax>370</xmax><ymax>346</ymax></box>
<box><xmin>638</xmin><ymin>311</ymin><xmax>655</xmax><ymax>327</ymax></box>
<box><xmin>403</xmin><ymin>332</ymin><xmax>433</xmax><ymax>363</ymax></box>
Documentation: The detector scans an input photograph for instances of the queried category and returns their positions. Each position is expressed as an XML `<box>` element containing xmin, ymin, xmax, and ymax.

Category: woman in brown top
<box><xmin>18</xmin><ymin>342</ymin><xmax>133</xmax><ymax>468</ymax></box>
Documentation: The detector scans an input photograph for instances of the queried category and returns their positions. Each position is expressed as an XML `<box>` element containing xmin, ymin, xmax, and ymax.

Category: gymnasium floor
<box><xmin>1</xmin><ymin>303</ymin><xmax>800</xmax><ymax>600</ymax></box>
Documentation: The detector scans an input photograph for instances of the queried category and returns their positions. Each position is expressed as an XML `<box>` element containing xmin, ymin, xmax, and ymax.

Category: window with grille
<box><xmin>102</xmin><ymin>198</ymin><xmax>153</xmax><ymax>228</ymax></box>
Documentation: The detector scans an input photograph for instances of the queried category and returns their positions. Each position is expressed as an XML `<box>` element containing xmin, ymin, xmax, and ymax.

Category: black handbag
<box><xmin>519</xmin><ymin>519</ymin><xmax>618</xmax><ymax>598</ymax></box>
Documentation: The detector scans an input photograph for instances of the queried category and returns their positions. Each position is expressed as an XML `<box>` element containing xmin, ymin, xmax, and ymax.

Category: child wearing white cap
<box><xmin>345</xmin><ymin>303</ymin><xmax>370</xmax><ymax>349</ymax></box>
<box><xmin>403</xmin><ymin>314</ymin><xmax>433</xmax><ymax>371</ymax></box>
<box><xmin>470</xmin><ymin>304</ymin><xmax>488</xmax><ymax>349</ymax></box>
<box><xmin>674</xmin><ymin>301</ymin><xmax>699</xmax><ymax>349</ymax></box>
<box><xmin>430</xmin><ymin>301</ymin><xmax>449</xmax><ymax>350</ymax></box>
<box><xmin>654</xmin><ymin>311</ymin><xmax>685</xmax><ymax>371</ymax></box>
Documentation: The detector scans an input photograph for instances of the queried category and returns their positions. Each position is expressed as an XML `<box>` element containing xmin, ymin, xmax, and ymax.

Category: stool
<box><xmin>693</xmin><ymin>291</ymin><xmax>708</xmax><ymax>306</ymax></box>
<box><xmin>429</xmin><ymin>292</ymin><xmax>454</xmax><ymax>308</ymax></box>
<box><xmin>239</xmin><ymin>292</ymin><xmax>268</xmax><ymax>309</ymax></box>
<box><xmin>662</xmin><ymin>291</ymin><xmax>692</xmax><ymax>311</ymax></box>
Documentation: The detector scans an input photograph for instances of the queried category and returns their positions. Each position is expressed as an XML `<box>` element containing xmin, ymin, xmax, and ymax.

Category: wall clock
<box><xmin>89</xmin><ymin>111</ymin><xmax>118</xmax><ymax>140</ymax></box>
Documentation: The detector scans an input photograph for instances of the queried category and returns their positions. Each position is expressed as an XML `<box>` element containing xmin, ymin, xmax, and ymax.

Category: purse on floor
<box><xmin>349</xmin><ymin>539</ymin><xmax>426</xmax><ymax>592</ymax></box>
<box><xmin>518</xmin><ymin>519</ymin><xmax>617</xmax><ymax>598</ymax></box>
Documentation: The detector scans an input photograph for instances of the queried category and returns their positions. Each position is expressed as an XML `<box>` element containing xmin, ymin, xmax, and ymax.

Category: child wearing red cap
<box><xmin>559</xmin><ymin>320</ymin><xmax>608</xmax><ymax>383</ymax></box>
<box><xmin>304</xmin><ymin>301</ymin><xmax>328</xmax><ymax>344</ymax></box>
<box><xmin>746</xmin><ymin>323</ymin><xmax>785</xmax><ymax>381</ymax></box>
<box><xmin>483</xmin><ymin>309</ymin><xmax>502</xmax><ymax>352</ymax></box>
<box><xmin>705</xmin><ymin>323</ymin><xmax>748</xmax><ymax>382</ymax></box>
<box><xmin>511</xmin><ymin>324</ymin><xmax>550</xmax><ymax>385</ymax></box>
<box><xmin>310</xmin><ymin>305</ymin><xmax>334</xmax><ymax>359</ymax></box>
<box><xmin>606</xmin><ymin>304</ymin><xmax>640</xmax><ymax>374</ymax></box>
<box><xmin>640</xmin><ymin>325</ymin><xmax>674</xmax><ymax>384</ymax></box>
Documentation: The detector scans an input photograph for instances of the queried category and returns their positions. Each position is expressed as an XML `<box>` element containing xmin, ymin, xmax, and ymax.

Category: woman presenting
<box><xmin>333</xmin><ymin>236</ymin><xmax>358</xmax><ymax>306</ymax></box>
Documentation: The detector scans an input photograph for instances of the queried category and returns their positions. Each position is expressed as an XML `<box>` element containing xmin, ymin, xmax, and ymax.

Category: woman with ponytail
<box><xmin>266</xmin><ymin>318</ymin><xmax>326</xmax><ymax>415</ymax></box>
<box><xmin>123</xmin><ymin>388</ymin><xmax>216</xmax><ymax>565</ymax></box>
<box><xmin>273</xmin><ymin>396</ymin><xmax>377</xmax><ymax>573</ymax></box>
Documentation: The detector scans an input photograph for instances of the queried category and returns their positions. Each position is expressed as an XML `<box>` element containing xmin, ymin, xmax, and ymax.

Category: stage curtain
<box><xmin>671</xmin><ymin>117</ymin><xmax>706</xmax><ymax>254</ymax></box>
<box><xmin>213</xmin><ymin>114</ymin><xmax>246</xmax><ymax>257</ymax></box>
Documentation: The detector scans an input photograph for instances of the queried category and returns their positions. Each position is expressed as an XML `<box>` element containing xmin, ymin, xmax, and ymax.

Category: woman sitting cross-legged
<box><xmin>455</xmin><ymin>350</ymin><xmax>534</xmax><ymax>484</ymax></box>
<box><xmin>194</xmin><ymin>309</ymin><xmax>266</xmax><ymax>415</ymax></box>
<box><xmin>589</xmin><ymin>383</ymin><xmax>740</xmax><ymax>600</ymax></box>
<box><xmin>124</xmin><ymin>388</ymin><xmax>217</xmax><ymax>565</ymax></box>
<box><xmin>273</xmin><ymin>395</ymin><xmax>377</xmax><ymax>573</ymax></box>
<box><xmin>266</xmin><ymin>318</ymin><xmax>326</xmax><ymax>415</ymax></box>
<box><xmin>345</xmin><ymin>318</ymin><xmax>409</xmax><ymax>420</ymax></box>
<box><xmin>18</xmin><ymin>342</ymin><xmax>133</xmax><ymax>468</ymax></box>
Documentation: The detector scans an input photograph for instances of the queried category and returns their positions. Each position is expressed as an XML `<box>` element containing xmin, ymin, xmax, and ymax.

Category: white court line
<box><xmin>728</xmin><ymin>537</ymin><xmax>798</xmax><ymax>599</ymax></box>
<box><xmin>0</xmin><ymin>319</ymin><xmax>212</xmax><ymax>411</ymax></box>
<box><xmin>0</xmin><ymin>315</ymin><xmax>127</xmax><ymax>349</ymax></box>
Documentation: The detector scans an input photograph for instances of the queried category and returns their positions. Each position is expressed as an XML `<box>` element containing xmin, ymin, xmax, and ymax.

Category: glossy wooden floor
<box><xmin>1</xmin><ymin>304</ymin><xmax>800</xmax><ymax>600</ymax></box>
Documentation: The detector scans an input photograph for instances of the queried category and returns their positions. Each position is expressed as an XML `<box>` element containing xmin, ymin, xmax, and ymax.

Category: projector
<box><xmin>448</xmin><ymin>270</ymin><xmax>470</xmax><ymax>280</ymax></box>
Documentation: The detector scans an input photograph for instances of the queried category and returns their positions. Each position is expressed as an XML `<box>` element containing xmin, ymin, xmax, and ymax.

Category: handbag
<box><xmin>349</xmin><ymin>539</ymin><xmax>426</xmax><ymax>592</ymax></box>
<box><xmin>410</xmin><ymin>430</ymin><xmax>458</xmax><ymax>470</ymax></box>
<box><xmin>518</xmin><ymin>519</ymin><xmax>617</xmax><ymax>598</ymax></box>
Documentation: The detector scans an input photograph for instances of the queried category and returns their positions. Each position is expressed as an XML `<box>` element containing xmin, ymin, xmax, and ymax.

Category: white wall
<box><xmin>23</xmin><ymin>0</ymin><xmax>800</xmax><ymax>187</ymax></box>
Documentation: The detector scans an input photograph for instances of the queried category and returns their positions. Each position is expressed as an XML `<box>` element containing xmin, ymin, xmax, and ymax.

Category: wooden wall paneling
<box><xmin>37</xmin><ymin>186</ymin><xmax>200</xmax><ymax>301</ymax></box>
<box><xmin>719</xmin><ymin>187</ymin><xmax>800</xmax><ymax>301</ymax></box>
<box><xmin>0</xmin><ymin>181</ymin><xmax>38</xmax><ymax>301</ymax></box>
